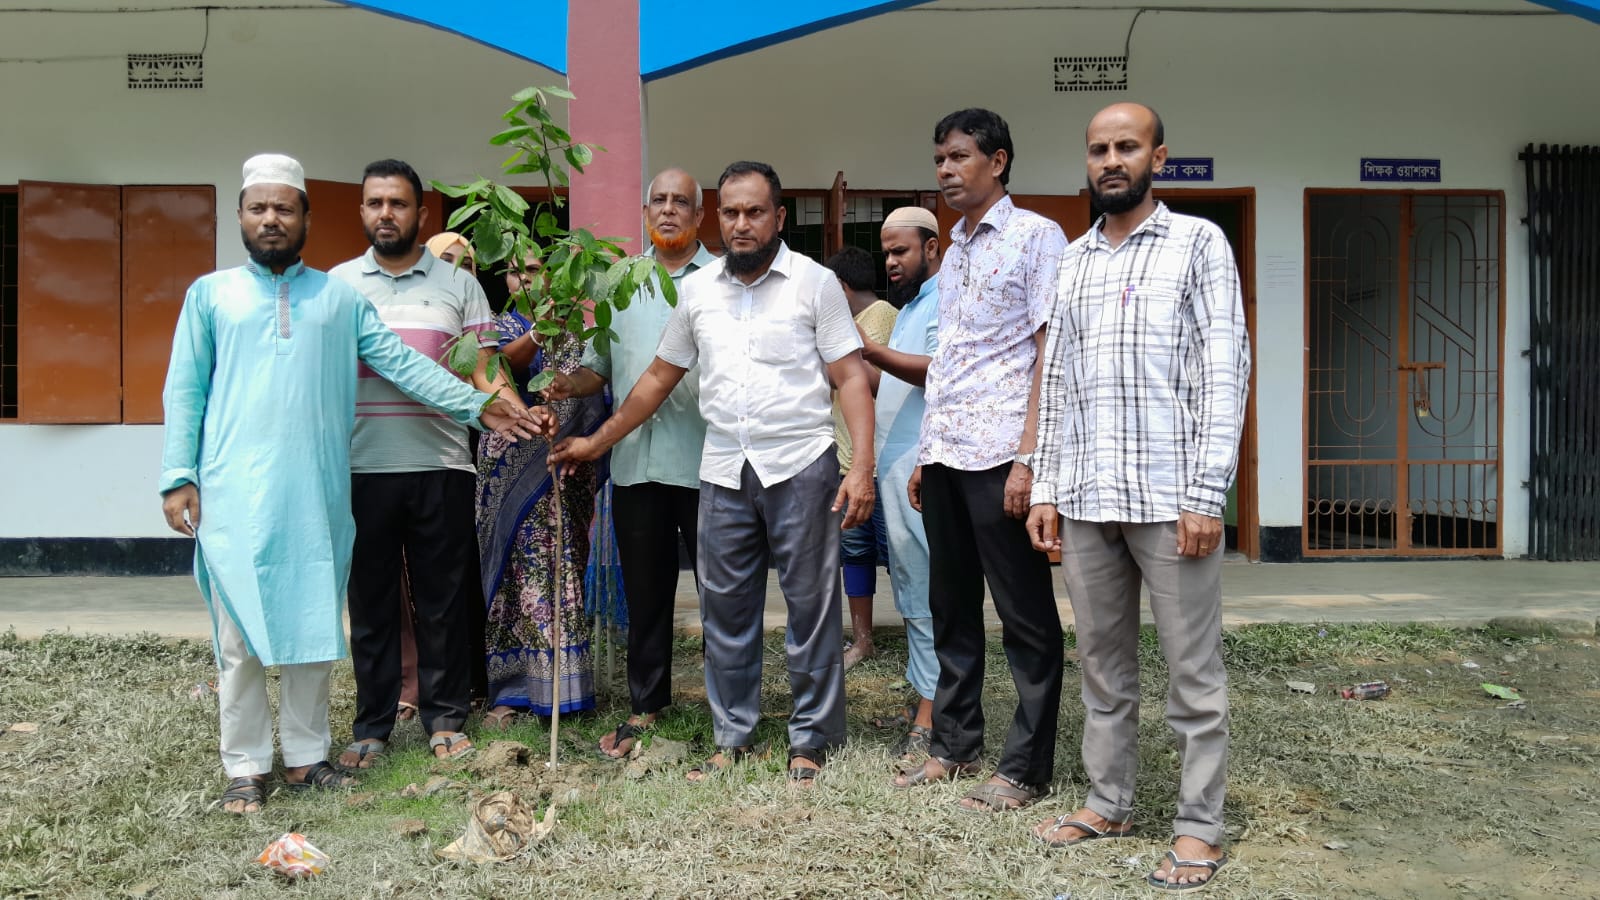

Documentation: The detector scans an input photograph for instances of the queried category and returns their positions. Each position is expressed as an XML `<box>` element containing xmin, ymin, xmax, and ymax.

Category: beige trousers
<box><xmin>1058</xmin><ymin>519</ymin><xmax>1228</xmax><ymax>846</ymax></box>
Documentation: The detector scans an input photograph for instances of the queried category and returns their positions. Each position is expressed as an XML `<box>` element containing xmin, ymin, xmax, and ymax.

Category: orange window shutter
<box><xmin>122</xmin><ymin>186</ymin><xmax>216</xmax><ymax>424</ymax></box>
<box><xmin>17</xmin><ymin>181</ymin><xmax>123</xmax><ymax>423</ymax></box>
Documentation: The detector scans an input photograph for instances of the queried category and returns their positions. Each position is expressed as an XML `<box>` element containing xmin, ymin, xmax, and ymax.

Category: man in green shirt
<box><xmin>545</xmin><ymin>168</ymin><xmax>714</xmax><ymax>758</ymax></box>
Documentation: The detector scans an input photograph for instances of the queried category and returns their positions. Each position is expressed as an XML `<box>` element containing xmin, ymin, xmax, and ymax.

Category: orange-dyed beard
<box><xmin>648</xmin><ymin>224</ymin><xmax>697</xmax><ymax>255</ymax></box>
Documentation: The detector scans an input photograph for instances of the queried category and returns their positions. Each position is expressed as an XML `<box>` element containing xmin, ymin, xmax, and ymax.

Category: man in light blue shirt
<box><xmin>545</xmin><ymin>168</ymin><xmax>713</xmax><ymax>758</ymax></box>
<box><xmin>859</xmin><ymin>207</ymin><xmax>942</xmax><ymax>761</ymax></box>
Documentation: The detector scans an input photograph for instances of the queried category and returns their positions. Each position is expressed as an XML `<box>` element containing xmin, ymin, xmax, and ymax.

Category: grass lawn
<box><xmin>2</xmin><ymin>623</ymin><xmax>1598</xmax><ymax>899</ymax></box>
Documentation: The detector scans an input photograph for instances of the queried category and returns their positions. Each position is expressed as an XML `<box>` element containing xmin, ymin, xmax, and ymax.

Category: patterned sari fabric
<box><xmin>478</xmin><ymin>317</ymin><xmax>608</xmax><ymax>714</ymax></box>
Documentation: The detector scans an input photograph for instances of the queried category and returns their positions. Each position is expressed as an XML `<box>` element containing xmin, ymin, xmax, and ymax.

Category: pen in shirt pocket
<box><xmin>1122</xmin><ymin>284</ymin><xmax>1137</xmax><ymax>307</ymax></box>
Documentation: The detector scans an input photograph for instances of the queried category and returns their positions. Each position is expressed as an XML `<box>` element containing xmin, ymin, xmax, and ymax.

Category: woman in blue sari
<box><xmin>477</xmin><ymin>291</ymin><xmax>609</xmax><ymax>727</ymax></box>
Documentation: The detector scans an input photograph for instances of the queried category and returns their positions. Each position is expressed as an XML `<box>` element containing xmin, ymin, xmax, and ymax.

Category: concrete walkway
<box><xmin>5</xmin><ymin>559</ymin><xmax>1600</xmax><ymax>639</ymax></box>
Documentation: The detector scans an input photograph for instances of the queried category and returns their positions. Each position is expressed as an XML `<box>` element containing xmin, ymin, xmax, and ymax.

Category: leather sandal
<box><xmin>890</xmin><ymin>755</ymin><xmax>981</xmax><ymax>788</ymax></box>
<box><xmin>787</xmin><ymin>747</ymin><xmax>824</xmax><ymax>784</ymax></box>
<box><xmin>686</xmin><ymin>745</ymin><xmax>758</xmax><ymax>782</ymax></box>
<box><xmin>285</xmin><ymin>761</ymin><xmax>356</xmax><ymax>792</ymax></box>
<box><xmin>959</xmin><ymin>774</ymin><xmax>1047</xmax><ymax>812</ymax></box>
<box><xmin>216</xmin><ymin>775</ymin><xmax>266</xmax><ymax>814</ymax></box>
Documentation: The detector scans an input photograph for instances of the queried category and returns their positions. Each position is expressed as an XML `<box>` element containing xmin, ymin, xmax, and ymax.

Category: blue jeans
<box><xmin>840</xmin><ymin>477</ymin><xmax>887</xmax><ymax>597</ymax></box>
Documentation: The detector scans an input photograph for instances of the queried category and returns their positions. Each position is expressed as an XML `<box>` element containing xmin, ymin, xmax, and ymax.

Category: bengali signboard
<box><xmin>1154</xmin><ymin>157</ymin><xmax>1214</xmax><ymax>182</ymax></box>
<box><xmin>1359</xmin><ymin>158</ymin><xmax>1441</xmax><ymax>183</ymax></box>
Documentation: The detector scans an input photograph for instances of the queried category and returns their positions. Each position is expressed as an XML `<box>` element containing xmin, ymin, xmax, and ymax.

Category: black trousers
<box><xmin>922</xmin><ymin>462</ymin><xmax>1064</xmax><ymax>785</ymax></box>
<box><xmin>350</xmin><ymin>469</ymin><xmax>476</xmax><ymax>740</ymax></box>
<box><xmin>612</xmin><ymin>481</ymin><xmax>700</xmax><ymax>715</ymax></box>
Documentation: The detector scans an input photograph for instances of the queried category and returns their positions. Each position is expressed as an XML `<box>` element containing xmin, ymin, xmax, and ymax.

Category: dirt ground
<box><xmin>1</xmin><ymin>625</ymin><xmax>1597</xmax><ymax>898</ymax></box>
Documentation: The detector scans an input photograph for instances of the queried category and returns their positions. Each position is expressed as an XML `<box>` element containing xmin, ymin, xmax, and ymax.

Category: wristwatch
<box><xmin>1014</xmin><ymin>452</ymin><xmax>1034</xmax><ymax>469</ymax></box>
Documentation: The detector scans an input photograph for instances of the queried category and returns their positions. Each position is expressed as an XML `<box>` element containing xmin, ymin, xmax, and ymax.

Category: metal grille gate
<box><xmin>1524</xmin><ymin>144</ymin><xmax>1600</xmax><ymax>560</ymax></box>
<box><xmin>1305</xmin><ymin>192</ymin><xmax>1504</xmax><ymax>556</ymax></box>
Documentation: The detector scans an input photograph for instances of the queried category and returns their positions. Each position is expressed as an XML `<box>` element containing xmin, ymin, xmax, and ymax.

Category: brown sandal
<box><xmin>959</xmin><ymin>775</ymin><xmax>1046</xmax><ymax>812</ymax></box>
<box><xmin>890</xmin><ymin>755</ymin><xmax>981</xmax><ymax>788</ymax></box>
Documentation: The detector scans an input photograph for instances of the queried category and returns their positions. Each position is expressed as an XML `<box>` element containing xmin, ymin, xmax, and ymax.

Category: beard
<box><xmin>648</xmin><ymin>224</ymin><xmax>698</xmax><ymax>255</ymax></box>
<box><xmin>723</xmin><ymin>232</ymin><xmax>782</xmax><ymax>278</ymax></box>
<box><xmin>242</xmin><ymin>225</ymin><xmax>307</xmax><ymax>270</ymax></box>
<box><xmin>886</xmin><ymin>256</ymin><xmax>930</xmax><ymax>309</ymax></box>
<box><xmin>365</xmin><ymin>219</ymin><xmax>420</xmax><ymax>257</ymax></box>
<box><xmin>1088</xmin><ymin>166</ymin><xmax>1154</xmax><ymax>215</ymax></box>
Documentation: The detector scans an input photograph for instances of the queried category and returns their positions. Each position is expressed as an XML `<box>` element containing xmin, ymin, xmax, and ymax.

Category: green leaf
<box><xmin>594</xmin><ymin>300</ymin><xmax>612</xmax><ymax>329</ymax></box>
<box><xmin>511</xmin><ymin>86</ymin><xmax>541</xmax><ymax>104</ymax></box>
<box><xmin>446</xmin><ymin>201</ymin><xmax>488</xmax><ymax>230</ymax></box>
<box><xmin>590</xmin><ymin>328</ymin><xmax>611</xmax><ymax>356</ymax></box>
<box><xmin>545</xmin><ymin>85</ymin><xmax>576</xmax><ymax>100</ymax></box>
<box><xmin>429</xmin><ymin>180</ymin><xmax>472</xmax><ymax>199</ymax></box>
<box><xmin>1481</xmin><ymin>683</ymin><xmax>1522</xmax><ymax>701</ymax></box>
<box><xmin>445</xmin><ymin>332</ymin><xmax>480</xmax><ymax>376</ymax></box>
<box><xmin>493</xmin><ymin>183</ymin><xmax>529</xmax><ymax>217</ymax></box>
<box><xmin>545</xmin><ymin>124</ymin><xmax>572</xmax><ymax>146</ymax></box>
<box><xmin>489</xmin><ymin>125</ymin><xmax>536</xmax><ymax>146</ymax></box>
<box><xmin>485</xmin><ymin>352</ymin><xmax>505</xmax><ymax>388</ymax></box>
<box><xmin>473</xmin><ymin>218</ymin><xmax>512</xmax><ymax>265</ymax></box>
<box><xmin>525</xmin><ymin>370</ymin><xmax>555</xmax><ymax>394</ymax></box>
<box><xmin>658</xmin><ymin>270</ymin><xmax>678</xmax><ymax>306</ymax></box>
<box><xmin>535</xmin><ymin>211</ymin><xmax>561</xmax><ymax>238</ymax></box>
<box><xmin>534</xmin><ymin>319</ymin><xmax>565</xmax><ymax>337</ymax></box>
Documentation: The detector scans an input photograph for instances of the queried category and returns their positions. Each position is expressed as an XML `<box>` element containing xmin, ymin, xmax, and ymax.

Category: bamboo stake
<box><xmin>548</xmin><ymin>439</ymin><xmax>564</xmax><ymax>769</ymax></box>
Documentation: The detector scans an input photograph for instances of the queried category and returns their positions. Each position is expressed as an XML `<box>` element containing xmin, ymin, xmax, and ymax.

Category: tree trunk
<box><xmin>549</xmin><ymin>468</ymin><xmax>563</xmax><ymax>769</ymax></box>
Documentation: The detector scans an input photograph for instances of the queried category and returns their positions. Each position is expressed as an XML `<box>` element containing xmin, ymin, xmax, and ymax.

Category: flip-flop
<box><xmin>429</xmin><ymin>732</ymin><xmax>476</xmax><ymax>760</ymax></box>
<box><xmin>600</xmin><ymin>720</ymin><xmax>645</xmax><ymax>759</ymax></box>
<box><xmin>338</xmin><ymin>739</ymin><xmax>386</xmax><ymax>771</ymax></box>
<box><xmin>482</xmin><ymin>707</ymin><xmax>519</xmax><ymax>731</ymax></box>
<box><xmin>1147</xmin><ymin>849</ymin><xmax>1229</xmax><ymax>892</ymax></box>
<box><xmin>1036</xmin><ymin>815</ymin><xmax>1136</xmax><ymax>849</ymax></box>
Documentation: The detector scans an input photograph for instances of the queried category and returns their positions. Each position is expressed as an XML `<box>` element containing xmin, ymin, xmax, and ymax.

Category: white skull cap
<box><xmin>242</xmin><ymin>153</ymin><xmax>306</xmax><ymax>193</ymax></box>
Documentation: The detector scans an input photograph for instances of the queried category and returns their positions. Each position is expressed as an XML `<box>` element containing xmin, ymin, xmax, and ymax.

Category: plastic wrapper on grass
<box><xmin>256</xmin><ymin>832</ymin><xmax>329</xmax><ymax>879</ymax></box>
<box><xmin>437</xmin><ymin>790</ymin><xmax>556</xmax><ymax>863</ymax></box>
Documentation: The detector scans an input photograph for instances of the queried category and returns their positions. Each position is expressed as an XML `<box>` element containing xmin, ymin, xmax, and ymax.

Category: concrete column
<box><xmin>567</xmin><ymin>0</ymin><xmax>643</xmax><ymax>254</ymax></box>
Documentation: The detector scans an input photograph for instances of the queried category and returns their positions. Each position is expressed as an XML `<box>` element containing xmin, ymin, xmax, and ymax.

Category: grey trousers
<box><xmin>1057</xmin><ymin>519</ymin><xmax>1228</xmax><ymax>846</ymax></box>
<box><xmin>697</xmin><ymin>450</ymin><xmax>846</xmax><ymax>753</ymax></box>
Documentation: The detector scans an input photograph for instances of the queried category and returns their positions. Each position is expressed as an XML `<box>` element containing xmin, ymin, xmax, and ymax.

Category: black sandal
<box><xmin>285</xmin><ymin>760</ymin><xmax>356</xmax><ymax>792</ymax></box>
<box><xmin>216</xmin><ymin>775</ymin><xmax>266</xmax><ymax>814</ymax></box>
<box><xmin>787</xmin><ymin>747</ymin><xmax>824</xmax><ymax>784</ymax></box>
<box><xmin>600</xmin><ymin>720</ymin><xmax>644</xmax><ymax>759</ymax></box>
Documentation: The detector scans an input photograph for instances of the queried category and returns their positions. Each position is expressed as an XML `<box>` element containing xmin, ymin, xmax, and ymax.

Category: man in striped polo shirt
<box><xmin>330</xmin><ymin>159</ymin><xmax>519</xmax><ymax>768</ymax></box>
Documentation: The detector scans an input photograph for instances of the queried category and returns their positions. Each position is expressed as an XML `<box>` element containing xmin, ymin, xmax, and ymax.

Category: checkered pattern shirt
<box><xmin>1030</xmin><ymin>203</ymin><xmax>1250</xmax><ymax>522</ymax></box>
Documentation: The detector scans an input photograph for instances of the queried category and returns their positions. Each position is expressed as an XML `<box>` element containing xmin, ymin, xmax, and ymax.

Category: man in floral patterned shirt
<box><xmin>892</xmin><ymin>109</ymin><xmax>1067</xmax><ymax>813</ymax></box>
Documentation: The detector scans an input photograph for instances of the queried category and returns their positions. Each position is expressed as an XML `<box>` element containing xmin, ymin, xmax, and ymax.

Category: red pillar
<box><xmin>567</xmin><ymin>0</ymin><xmax>642</xmax><ymax>254</ymax></box>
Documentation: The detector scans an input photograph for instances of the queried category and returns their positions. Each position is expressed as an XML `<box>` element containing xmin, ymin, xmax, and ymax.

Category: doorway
<box><xmin>1304</xmin><ymin>191</ymin><xmax>1504</xmax><ymax>556</ymax></box>
<box><xmin>1151</xmin><ymin>189</ymin><xmax>1260</xmax><ymax>560</ymax></box>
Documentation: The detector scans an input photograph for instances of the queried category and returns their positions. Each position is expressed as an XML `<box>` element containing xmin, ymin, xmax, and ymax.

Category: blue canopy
<box><xmin>342</xmin><ymin>0</ymin><xmax>1598</xmax><ymax>77</ymax></box>
<box><xmin>340</xmin><ymin>0</ymin><xmax>927</xmax><ymax>79</ymax></box>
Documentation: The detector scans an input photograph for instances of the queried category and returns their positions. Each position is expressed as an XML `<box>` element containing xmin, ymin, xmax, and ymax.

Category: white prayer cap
<box><xmin>241</xmin><ymin>153</ymin><xmax>306</xmax><ymax>193</ymax></box>
<box><xmin>881</xmin><ymin>206</ymin><xmax>939</xmax><ymax>233</ymax></box>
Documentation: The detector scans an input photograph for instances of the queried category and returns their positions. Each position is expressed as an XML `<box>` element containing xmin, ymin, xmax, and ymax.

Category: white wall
<box><xmin>0</xmin><ymin>1</ymin><xmax>562</xmax><ymax>540</ymax></box>
<box><xmin>647</xmin><ymin>0</ymin><xmax>1600</xmax><ymax>555</ymax></box>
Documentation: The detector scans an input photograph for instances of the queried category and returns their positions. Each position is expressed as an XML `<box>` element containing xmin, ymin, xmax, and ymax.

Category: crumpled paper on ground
<box><xmin>436</xmin><ymin>791</ymin><xmax>556</xmax><ymax>863</ymax></box>
<box><xmin>257</xmin><ymin>832</ymin><xmax>329</xmax><ymax>879</ymax></box>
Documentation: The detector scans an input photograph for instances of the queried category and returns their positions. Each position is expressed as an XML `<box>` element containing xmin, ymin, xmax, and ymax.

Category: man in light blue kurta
<box><xmin>160</xmin><ymin>154</ymin><xmax>536</xmax><ymax>814</ymax></box>
<box><xmin>861</xmin><ymin>207</ymin><xmax>942</xmax><ymax>759</ymax></box>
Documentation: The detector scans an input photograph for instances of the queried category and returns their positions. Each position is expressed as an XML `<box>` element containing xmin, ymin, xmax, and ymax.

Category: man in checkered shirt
<box><xmin>1026</xmin><ymin>103</ymin><xmax>1249</xmax><ymax>892</ymax></box>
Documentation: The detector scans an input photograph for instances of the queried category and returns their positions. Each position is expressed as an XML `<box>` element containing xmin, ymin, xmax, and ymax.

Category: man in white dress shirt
<box><xmin>550</xmin><ymin>161</ymin><xmax>876</xmax><ymax>785</ymax></box>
